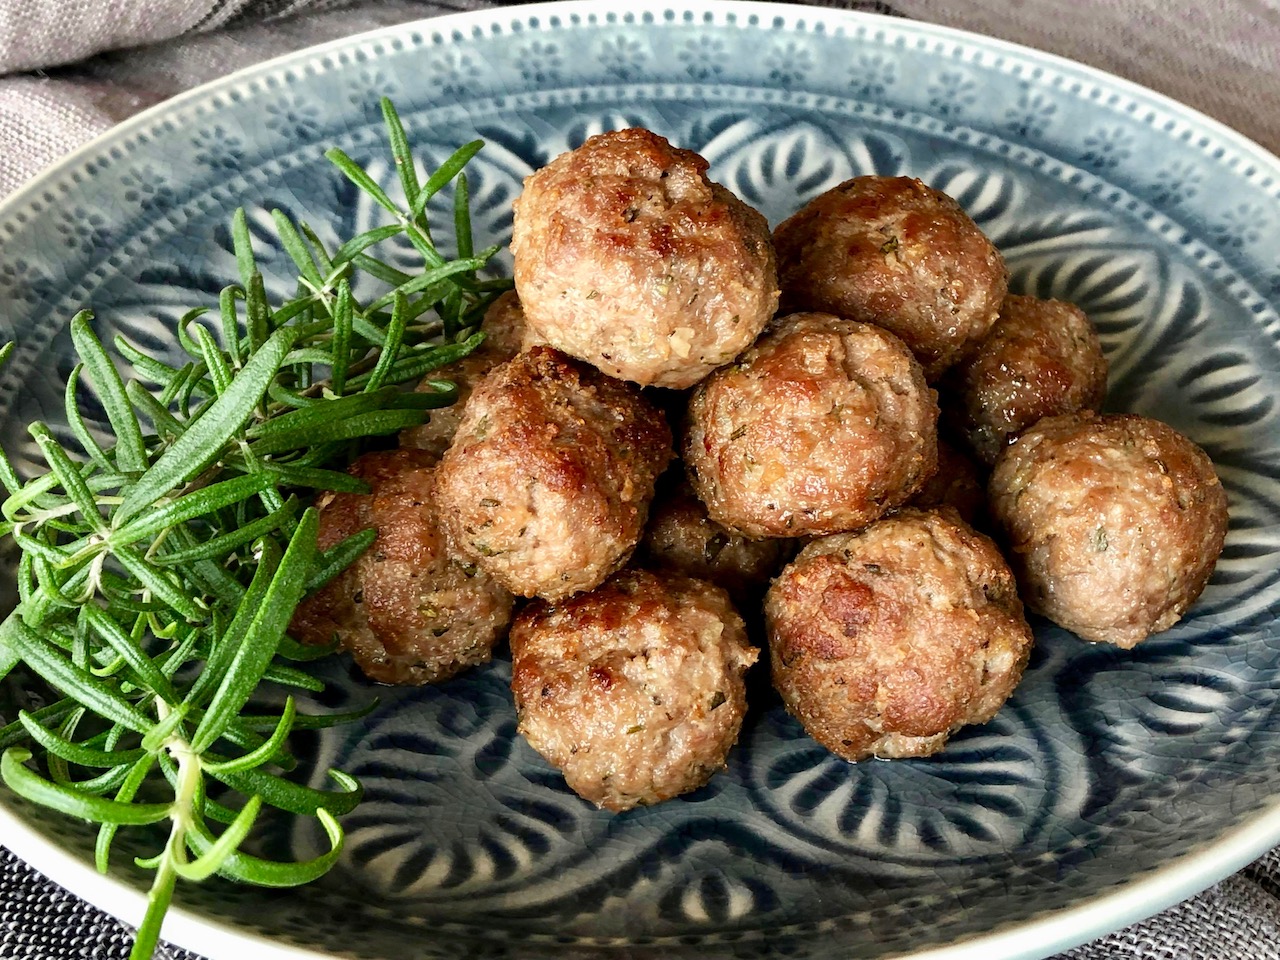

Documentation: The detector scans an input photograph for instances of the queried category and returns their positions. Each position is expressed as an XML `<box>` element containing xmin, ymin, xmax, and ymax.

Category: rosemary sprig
<box><xmin>0</xmin><ymin>99</ymin><xmax>510</xmax><ymax>959</ymax></box>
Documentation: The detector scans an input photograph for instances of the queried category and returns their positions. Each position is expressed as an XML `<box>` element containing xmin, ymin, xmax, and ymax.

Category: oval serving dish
<box><xmin>2</xmin><ymin>3</ymin><xmax>1279</xmax><ymax>958</ymax></box>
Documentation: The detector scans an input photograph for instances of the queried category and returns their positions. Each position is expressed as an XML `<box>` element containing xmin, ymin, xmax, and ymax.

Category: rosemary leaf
<box><xmin>186</xmin><ymin>807</ymin><xmax>343</xmax><ymax>887</ymax></box>
<box><xmin>6</xmin><ymin>620</ymin><xmax>155</xmax><ymax>735</ymax></box>
<box><xmin>230</xmin><ymin>208</ymin><xmax>256</xmax><ymax>290</ymax></box>
<box><xmin>2</xmin><ymin>747</ymin><xmax>171</xmax><ymax>824</ymax></box>
<box><xmin>79</xmin><ymin>606</ymin><xmax>178</xmax><ymax>705</ymax></box>
<box><xmin>202</xmin><ymin>698</ymin><xmax>295</xmax><ymax>777</ymax></box>
<box><xmin>362</xmin><ymin>291</ymin><xmax>408</xmax><ymax>393</ymax></box>
<box><xmin>307</xmin><ymin>527</ymin><xmax>377</xmax><ymax>592</ymax></box>
<box><xmin>272</xmin><ymin>211</ymin><xmax>324</xmax><ymax>289</ymax></box>
<box><xmin>330</xmin><ymin>279</ymin><xmax>354</xmax><ymax>395</ymax></box>
<box><xmin>70</xmin><ymin>313</ymin><xmax>148</xmax><ymax>474</ymax></box>
<box><xmin>454</xmin><ymin>171</ymin><xmax>474</xmax><ymax>260</ymax></box>
<box><xmin>16</xmin><ymin>710</ymin><xmax>145</xmax><ymax>768</ymax></box>
<box><xmin>117</xmin><ymin>325</ymin><xmax>298</xmax><ymax>523</ymax></box>
<box><xmin>94</xmin><ymin>753</ymin><xmax>157</xmax><ymax>872</ymax></box>
<box><xmin>111</xmin><ymin>473</ymin><xmax>276</xmax><ymax>547</ymax></box>
<box><xmin>208</xmin><ymin>764</ymin><xmax>360</xmax><ymax>818</ymax></box>
<box><xmin>64</xmin><ymin>365</ymin><xmax>115</xmax><ymax>472</ymax></box>
<box><xmin>170</xmin><ymin>795</ymin><xmax>262</xmax><ymax>881</ymax></box>
<box><xmin>415</xmin><ymin>139</ymin><xmax>485</xmax><ymax>218</ymax></box>
<box><xmin>247</xmin><ymin>408</ymin><xmax>427</xmax><ymax>457</ymax></box>
<box><xmin>325</xmin><ymin>147</ymin><xmax>398</xmax><ymax>214</ymax></box>
<box><xmin>150</xmin><ymin>498</ymin><xmax>300</xmax><ymax>567</ymax></box>
<box><xmin>189</xmin><ymin>508</ymin><xmax>317</xmax><ymax>753</ymax></box>
<box><xmin>332</xmin><ymin>224</ymin><xmax>403</xmax><ymax>266</ymax></box>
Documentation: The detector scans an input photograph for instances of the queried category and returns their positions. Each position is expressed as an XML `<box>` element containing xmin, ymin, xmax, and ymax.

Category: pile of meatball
<box><xmin>292</xmin><ymin>128</ymin><xmax>1229</xmax><ymax>812</ymax></box>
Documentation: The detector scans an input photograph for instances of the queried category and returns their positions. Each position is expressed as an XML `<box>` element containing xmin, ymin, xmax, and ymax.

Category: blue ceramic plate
<box><xmin>2</xmin><ymin>3</ymin><xmax>1279</xmax><ymax>958</ymax></box>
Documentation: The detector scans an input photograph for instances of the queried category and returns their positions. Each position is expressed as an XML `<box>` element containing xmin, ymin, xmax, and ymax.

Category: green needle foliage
<box><xmin>0</xmin><ymin>99</ymin><xmax>509</xmax><ymax>959</ymax></box>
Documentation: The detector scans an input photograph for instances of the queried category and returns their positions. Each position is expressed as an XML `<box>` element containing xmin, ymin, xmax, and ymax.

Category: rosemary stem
<box><xmin>130</xmin><ymin>821</ymin><xmax>180</xmax><ymax>960</ymax></box>
<box><xmin>130</xmin><ymin>699</ymin><xmax>201</xmax><ymax>958</ymax></box>
<box><xmin>22</xmin><ymin>499</ymin><xmax>122</xmax><ymax>525</ymax></box>
<box><xmin>162</xmin><ymin>707</ymin><xmax>201</xmax><ymax>846</ymax></box>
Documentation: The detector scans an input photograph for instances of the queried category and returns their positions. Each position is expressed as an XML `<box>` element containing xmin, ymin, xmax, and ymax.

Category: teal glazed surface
<box><xmin>2</xmin><ymin>3</ymin><xmax>1280</xmax><ymax>958</ymax></box>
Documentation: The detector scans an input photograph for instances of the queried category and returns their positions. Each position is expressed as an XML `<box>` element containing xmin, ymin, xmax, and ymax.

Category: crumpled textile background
<box><xmin>1</xmin><ymin>1</ymin><xmax>1279</xmax><ymax>958</ymax></box>
<box><xmin>2</xmin><ymin>0</ymin><xmax>1279</xmax><ymax>199</ymax></box>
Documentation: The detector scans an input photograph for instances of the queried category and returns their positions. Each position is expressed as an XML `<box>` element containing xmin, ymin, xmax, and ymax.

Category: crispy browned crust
<box><xmin>435</xmin><ymin>346</ymin><xmax>673</xmax><ymax>601</ymax></box>
<box><xmin>773</xmin><ymin>176</ymin><xmax>1007</xmax><ymax>380</ymax></box>
<box><xmin>510</xmin><ymin>568</ymin><xmax>758</xmax><ymax>811</ymax></box>
<box><xmin>685</xmin><ymin>312</ymin><xmax>939</xmax><ymax>539</ymax></box>
<box><xmin>512</xmin><ymin>127</ymin><xmax>779</xmax><ymax>388</ymax></box>
<box><xmin>945</xmin><ymin>294</ymin><xmax>1109</xmax><ymax>465</ymax></box>
<box><xmin>289</xmin><ymin>448</ymin><xmax>514</xmax><ymax>685</ymax></box>
<box><xmin>766</xmin><ymin>508</ymin><xmax>1034</xmax><ymax>761</ymax></box>
<box><xmin>988</xmin><ymin>412</ymin><xmax>1229</xmax><ymax>647</ymax></box>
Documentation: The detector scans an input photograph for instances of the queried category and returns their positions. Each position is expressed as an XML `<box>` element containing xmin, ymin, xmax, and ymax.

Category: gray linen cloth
<box><xmin>1</xmin><ymin>1</ymin><xmax>1280</xmax><ymax>958</ymax></box>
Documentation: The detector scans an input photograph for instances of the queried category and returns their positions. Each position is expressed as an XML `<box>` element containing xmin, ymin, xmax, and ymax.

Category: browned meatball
<box><xmin>988</xmin><ymin>412</ymin><xmax>1228</xmax><ymax>648</ymax></box>
<box><xmin>399</xmin><ymin>291</ymin><xmax>536</xmax><ymax>459</ymax></box>
<box><xmin>773</xmin><ymin>176</ymin><xmax>1008</xmax><ymax>379</ymax></box>
<box><xmin>290</xmin><ymin>449</ymin><xmax>513</xmax><ymax>685</ymax></box>
<box><xmin>685</xmin><ymin>312</ymin><xmax>939</xmax><ymax>539</ymax></box>
<box><xmin>639</xmin><ymin>474</ymin><xmax>791</xmax><ymax>604</ymax></box>
<box><xmin>946</xmin><ymin>294</ymin><xmax>1108</xmax><ymax>465</ymax></box>
<box><xmin>907</xmin><ymin>437</ymin><xmax>986</xmax><ymax>527</ymax></box>
<box><xmin>511</xmin><ymin>127</ymin><xmax>779</xmax><ymax>389</ymax></box>
<box><xmin>510</xmin><ymin>568</ymin><xmax>758</xmax><ymax>811</ymax></box>
<box><xmin>436</xmin><ymin>346</ymin><xmax>673</xmax><ymax>602</ymax></box>
<box><xmin>766</xmin><ymin>508</ymin><xmax>1034</xmax><ymax>761</ymax></box>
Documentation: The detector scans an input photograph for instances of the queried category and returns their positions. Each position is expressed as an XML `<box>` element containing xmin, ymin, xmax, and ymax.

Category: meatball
<box><xmin>511</xmin><ymin>127</ymin><xmax>779</xmax><ymax>389</ymax></box>
<box><xmin>988</xmin><ymin>412</ymin><xmax>1228</xmax><ymax>648</ymax></box>
<box><xmin>436</xmin><ymin>346</ymin><xmax>673</xmax><ymax>602</ymax></box>
<box><xmin>510</xmin><ymin>568</ymin><xmax>758</xmax><ymax>811</ymax></box>
<box><xmin>639</xmin><ymin>474</ymin><xmax>791</xmax><ymax>605</ymax></box>
<box><xmin>399</xmin><ymin>291</ymin><xmax>536</xmax><ymax>459</ymax></box>
<box><xmin>766</xmin><ymin>508</ymin><xmax>1034</xmax><ymax>761</ymax></box>
<box><xmin>290</xmin><ymin>449</ymin><xmax>514</xmax><ymax>685</ymax></box>
<box><xmin>685</xmin><ymin>312</ymin><xmax>939</xmax><ymax>539</ymax></box>
<box><xmin>907</xmin><ymin>437</ymin><xmax>986</xmax><ymax>527</ymax></box>
<box><xmin>946</xmin><ymin>294</ymin><xmax>1108</xmax><ymax>465</ymax></box>
<box><xmin>773</xmin><ymin>176</ymin><xmax>1008</xmax><ymax>379</ymax></box>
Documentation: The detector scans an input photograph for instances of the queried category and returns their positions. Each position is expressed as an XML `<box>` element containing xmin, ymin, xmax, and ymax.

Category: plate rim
<box><xmin>2</xmin><ymin>1</ymin><xmax>1279</xmax><ymax>958</ymax></box>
